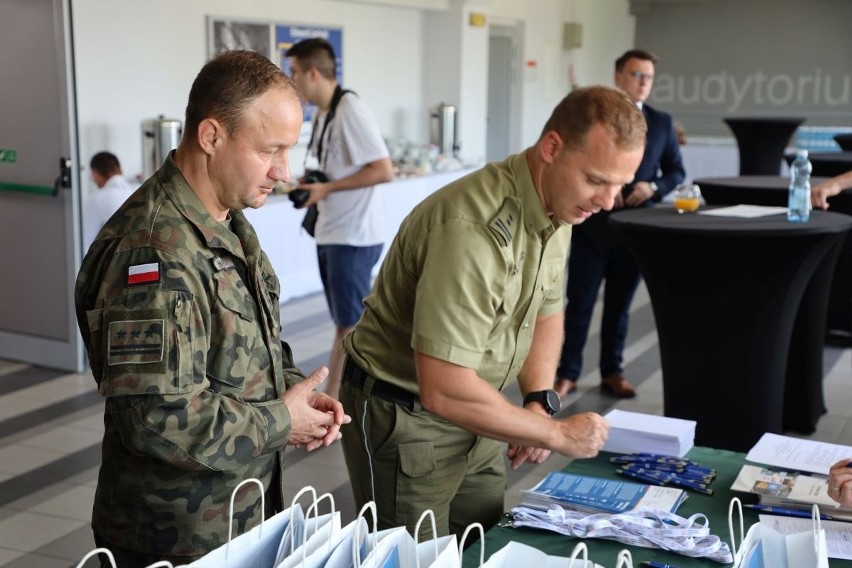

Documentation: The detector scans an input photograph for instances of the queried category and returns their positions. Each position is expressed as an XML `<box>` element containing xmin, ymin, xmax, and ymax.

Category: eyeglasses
<box><xmin>625</xmin><ymin>70</ymin><xmax>654</xmax><ymax>82</ymax></box>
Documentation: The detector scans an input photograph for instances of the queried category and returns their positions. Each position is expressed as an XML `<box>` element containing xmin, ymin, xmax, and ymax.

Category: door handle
<box><xmin>52</xmin><ymin>156</ymin><xmax>72</xmax><ymax>195</ymax></box>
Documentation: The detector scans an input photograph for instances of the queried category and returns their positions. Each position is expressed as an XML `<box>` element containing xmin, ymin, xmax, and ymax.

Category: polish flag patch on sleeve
<box><xmin>127</xmin><ymin>262</ymin><xmax>161</xmax><ymax>286</ymax></box>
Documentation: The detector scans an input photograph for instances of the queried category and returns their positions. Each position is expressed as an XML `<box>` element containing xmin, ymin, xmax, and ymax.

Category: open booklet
<box><xmin>521</xmin><ymin>471</ymin><xmax>687</xmax><ymax>515</ymax></box>
<box><xmin>729</xmin><ymin>464</ymin><xmax>850</xmax><ymax>514</ymax></box>
<box><xmin>732</xmin><ymin>434</ymin><xmax>852</xmax><ymax>518</ymax></box>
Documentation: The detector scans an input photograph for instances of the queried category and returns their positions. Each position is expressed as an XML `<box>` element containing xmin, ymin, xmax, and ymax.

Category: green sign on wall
<box><xmin>0</xmin><ymin>148</ymin><xmax>17</xmax><ymax>164</ymax></box>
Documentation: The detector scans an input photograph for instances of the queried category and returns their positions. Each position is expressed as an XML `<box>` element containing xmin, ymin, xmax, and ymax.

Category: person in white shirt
<box><xmin>84</xmin><ymin>151</ymin><xmax>135</xmax><ymax>249</ymax></box>
<box><xmin>286</xmin><ymin>38</ymin><xmax>394</xmax><ymax>399</ymax></box>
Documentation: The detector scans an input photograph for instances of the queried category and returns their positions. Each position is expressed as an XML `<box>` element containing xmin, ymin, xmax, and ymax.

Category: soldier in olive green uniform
<box><xmin>75</xmin><ymin>51</ymin><xmax>348</xmax><ymax>567</ymax></box>
<box><xmin>340</xmin><ymin>86</ymin><xmax>647</xmax><ymax>538</ymax></box>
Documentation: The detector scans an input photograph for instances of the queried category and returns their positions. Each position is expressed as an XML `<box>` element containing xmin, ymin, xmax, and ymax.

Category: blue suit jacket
<box><xmin>575</xmin><ymin>103</ymin><xmax>686</xmax><ymax>250</ymax></box>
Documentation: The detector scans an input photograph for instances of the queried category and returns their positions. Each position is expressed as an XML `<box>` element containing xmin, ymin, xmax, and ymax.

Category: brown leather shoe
<box><xmin>600</xmin><ymin>373</ymin><xmax>637</xmax><ymax>399</ymax></box>
<box><xmin>554</xmin><ymin>378</ymin><xmax>577</xmax><ymax>397</ymax></box>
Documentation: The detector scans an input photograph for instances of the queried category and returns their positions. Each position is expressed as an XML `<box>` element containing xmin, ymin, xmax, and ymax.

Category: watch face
<box><xmin>545</xmin><ymin>389</ymin><xmax>561</xmax><ymax>414</ymax></box>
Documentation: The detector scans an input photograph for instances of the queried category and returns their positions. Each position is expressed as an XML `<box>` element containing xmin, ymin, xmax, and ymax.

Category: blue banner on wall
<box><xmin>276</xmin><ymin>24</ymin><xmax>344</xmax><ymax>124</ymax></box>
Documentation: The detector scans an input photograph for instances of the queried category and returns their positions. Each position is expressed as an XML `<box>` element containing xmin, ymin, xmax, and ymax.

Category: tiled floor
<box><xmin>0</xmin><ymin>283</ymin><xmax>849</xmax><ymax>567</ymax></box>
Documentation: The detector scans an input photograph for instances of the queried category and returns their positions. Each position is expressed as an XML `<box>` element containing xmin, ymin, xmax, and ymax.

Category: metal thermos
<box><xmin>141</xmin><ymin>115</ymin><xmax>182</xmax><ymax>179</ymax></box>
<box><xmin>430</xmin><ymin>103</ymin><xmax>459</xmax><ymax>158</ymax></box>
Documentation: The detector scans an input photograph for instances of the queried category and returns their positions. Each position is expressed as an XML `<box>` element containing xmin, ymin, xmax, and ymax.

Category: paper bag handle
<box><xmin>727</xmin><ymin>497</ymin><xmax>745</xmax><ymax>559</ymax></box>
<box><xmin>812</xmin><ymin>504</ymin><xmax>822</xmax><ymax>557</ymax></box>
<box><xmin>226</xmin><ymin>477</ymin><xmax>265</xmax><ymax>560</ymax></box>
<box><xmin>75</xmin><ymin>548</ymin><xmax>116</xmax><ymax>568</ymax></box>
<box><xmin>459</xmin><ymin>523</ymin><xmax>485</xmax><ymax>567</ymax></box>
<box><xmin>615</xmin><ymin>549</ymin><xmax>634</xmax><ymax>568</ymax></box>
<box><xmin>289</xmin><ymin>485</ymin><xmax>318</xmax><ymax>551</ymax></box>
<box><xmin>414</xmin><ymin>509</ymin><xmax>439</xmax><ymax>568</ymax></box>
<box><xmin>353</xmin><ymin>501</ymin><xmax>378</xmax><ymax>568</ymax></box>
<box><xmin>568</xmin><ymin>541</ymin><xmax>589</xmax><ymax>567</ymax></box>
<box><xmin>302</xmin><ymin>492</ymin><xmax>337</xmax><ymax>563</ymax></box>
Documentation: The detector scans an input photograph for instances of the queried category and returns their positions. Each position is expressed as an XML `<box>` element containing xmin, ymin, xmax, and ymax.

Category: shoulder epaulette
<box><xmin>488</xmin><ymin>197</ymin><xmax>520</xmax><ymax>247</ymax></box>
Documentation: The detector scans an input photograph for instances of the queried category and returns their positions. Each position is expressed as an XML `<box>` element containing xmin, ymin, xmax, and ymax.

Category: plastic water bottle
<box><xmin>787</xmin><ymin>150</ymin><xmax>812</xmax><ymax>223</ymax></box>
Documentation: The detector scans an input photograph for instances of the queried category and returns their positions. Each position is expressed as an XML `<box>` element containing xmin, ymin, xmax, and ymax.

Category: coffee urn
<box><xmin>141</xmin><ymin>115</ymin><xmax>182</xmax><ymax>179</ymax></box>
<box><xmin>430</xmin><ymin>103</ymin><xmax>459</xmax><ymax>158</ymax></box>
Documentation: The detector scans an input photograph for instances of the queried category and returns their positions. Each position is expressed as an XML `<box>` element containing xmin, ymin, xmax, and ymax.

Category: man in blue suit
<box><xmin>555</xmin><ymin>49</ymin><xmax>685</xmax><ymax>399</ymax></box>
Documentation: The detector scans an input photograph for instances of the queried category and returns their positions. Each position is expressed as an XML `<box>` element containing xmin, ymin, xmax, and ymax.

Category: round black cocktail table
<box><xmin>610</xmin><ymin>207</ymin><xmax>852</xmax><ymax>451</ymax></box>
<box><xmin>723</xmin><ymin>117</ymin><xmax>804</xmax><ymax>175</ymax></box>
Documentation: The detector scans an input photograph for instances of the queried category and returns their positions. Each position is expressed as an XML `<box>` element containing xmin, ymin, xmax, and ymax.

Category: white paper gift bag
<box><xmin>728</xmin><ymin>497</ymin><xmax>829</xmax><ymax>568</ymax></box>
<box><xmin>360</xmin><ymin>526</ymin><xmax>416</xmax><ymax>568</ymax></box>
<box><xmin>413</xmin><ymin>510</ymin><xmax>460</xmax><ymax>568</ymax></box>
<box><xmin>271</xmin><ymin>485</ymin><xmax>314</xmax><ymax>565</ymax></box>
<box><xmin>187</xmin><ymin>478</ymin><xmax>297</xmax><ymax>568</ymax></box>
<box><xmin>480</xmin><ymin>541</ymin><xmax>604</xmax><ymax>568</ymax></box>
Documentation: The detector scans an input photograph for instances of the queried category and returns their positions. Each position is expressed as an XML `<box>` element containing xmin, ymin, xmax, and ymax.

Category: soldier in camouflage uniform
<box><xmin>75</xmin><ymin>50</ymin><xmax>349</xmax><ymax>567</ymax></box>
<box><xmin>340</xmin><ymin>86</ymin><xmax>647</xmax><ymax>539</ymax></box>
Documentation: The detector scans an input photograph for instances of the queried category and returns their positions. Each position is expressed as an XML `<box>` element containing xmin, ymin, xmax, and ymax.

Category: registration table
<box><xmin>608</xmin><ymin>208</ymin><xmax>852</xmax><ymax>451</ymax></box>
<box><xmin>461</xmin><ymin>448</ymin><xmax>852</xmax><ymax>567</ymax></box>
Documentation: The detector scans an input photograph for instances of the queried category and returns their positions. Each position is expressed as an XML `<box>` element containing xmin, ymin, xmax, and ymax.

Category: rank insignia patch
<box><xmin>107</xmin><ymin>319</ymin><xmax>165</xmax><ymax>365</ymax></box>
<box><xmin>127</xmin><ymin>262</ymin><xmax>160</xmax><ymax>286</ymax></box>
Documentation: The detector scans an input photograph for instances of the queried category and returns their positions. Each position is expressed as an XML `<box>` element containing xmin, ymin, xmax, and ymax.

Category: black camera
<box><xmin>288</xmin><ymin>170</ymin><xmax>328</xmax><ymax>209</ymax></box>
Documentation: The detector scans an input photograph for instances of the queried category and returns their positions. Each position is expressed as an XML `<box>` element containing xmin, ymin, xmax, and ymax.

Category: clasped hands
<box><xmin>282</xmin><ymin>366</ymin><xmax>351</xmax><ymax>452</ymax></box>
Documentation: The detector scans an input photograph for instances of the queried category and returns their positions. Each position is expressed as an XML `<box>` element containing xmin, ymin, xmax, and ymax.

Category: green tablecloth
<box><xmin>462</xmin><ymin>446</ymin><xmax>852</xmax><ymax>567</ymax></box>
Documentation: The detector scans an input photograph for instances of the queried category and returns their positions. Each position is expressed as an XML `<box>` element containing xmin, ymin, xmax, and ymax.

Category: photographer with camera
<box><xmin>286</xmin><ymin>38</ymin><xmax>394</xmax><ymax>400</ymax></box>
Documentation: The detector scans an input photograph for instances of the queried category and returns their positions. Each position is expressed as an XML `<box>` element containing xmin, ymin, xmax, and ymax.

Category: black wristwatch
<box><xmin>523</xmin><ymin>389</ymin><xmax>560</xmax><ymax>416</ymax></box>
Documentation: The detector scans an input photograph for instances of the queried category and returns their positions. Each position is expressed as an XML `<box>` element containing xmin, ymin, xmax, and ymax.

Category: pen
<box><xmin>640</xmin><ymin>562</ymin><xmax>682</xmax><ymax>568</ymax></box>
<box><xmin>742</xmin><ymin>503</ymin><xmax>836</xmax><ymax>520</ymax></box>
<box><xmin>664</xmin><ymin>476</ymin><xmax>714</xmax><ymax>495</ymax></box>
<box><xmin>616</xmin><ymin>469</ymin><xmax>668</xmax><ymax>486</ymax></box>
<box><xmin>620</xmin><ymin>464</ymin><xmax>714</xmax><ymax>485</ymax></box>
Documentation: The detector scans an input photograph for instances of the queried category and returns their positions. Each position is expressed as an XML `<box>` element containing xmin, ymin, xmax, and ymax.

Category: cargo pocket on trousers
<box><xmin>398</xmin><ymin>441</ymin><xmax>436</xmax><ymax>478</ymax></box>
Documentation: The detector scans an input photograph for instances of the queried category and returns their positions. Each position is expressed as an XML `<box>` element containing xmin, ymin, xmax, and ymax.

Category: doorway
<box><xmin>0</xmin><ymin>0</ymin><xmax>84</xmax><ymax>371</ymax></box>
<box><xmin>486</xmin><ymin>22</ymin><xmax>523</xmax><ymax>163</ymax></box>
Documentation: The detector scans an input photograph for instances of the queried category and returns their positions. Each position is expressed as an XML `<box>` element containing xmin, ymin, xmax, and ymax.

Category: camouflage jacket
<box><xmin>75</xmin><ymin>154</ymin><xmax>303</xmax><ymax>559</ymax></box>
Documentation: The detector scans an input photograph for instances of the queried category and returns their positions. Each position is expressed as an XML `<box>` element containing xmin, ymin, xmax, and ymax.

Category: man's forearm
<box><xmin>326</xmin><ymin>157</ymin><xmax>394</xmax><ymax>192</ymax></box>
<box><xmin>415</xmin><ymin>351</ymin><xmax>557</xmax><ymax>448</ymax></box>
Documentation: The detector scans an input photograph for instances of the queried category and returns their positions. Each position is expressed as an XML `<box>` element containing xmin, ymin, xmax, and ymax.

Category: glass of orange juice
<box><xmin>673</xmin><ymin>184</ymin><xmax>702</xmax><ymax>213</ymax></box>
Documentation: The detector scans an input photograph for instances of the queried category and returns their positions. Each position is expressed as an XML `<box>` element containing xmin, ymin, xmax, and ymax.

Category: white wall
<box><xmin>489</xmin><ymin>0</ymin><xmax>635</xmax><ymax>149</ymax></box>
<box><xmin>72</xmin><ymin>0</ymin><xmax>425</xmax><ymax>185</ymax></box>
<box><xmin>71</xmin><ymin>0</ymin><xmax>634</xmax><ymax>209</ymax></box>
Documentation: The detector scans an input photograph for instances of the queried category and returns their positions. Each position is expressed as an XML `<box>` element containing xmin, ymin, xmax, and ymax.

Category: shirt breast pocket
<box><xmin>208</xmin><ymin>269</ymin><xmax>263</xmax><ymax>391</ymax></box>
<box><xmin>489</xmin><ymin>272</ymin><xmax>522</xmax><ymax>340</ymax></box>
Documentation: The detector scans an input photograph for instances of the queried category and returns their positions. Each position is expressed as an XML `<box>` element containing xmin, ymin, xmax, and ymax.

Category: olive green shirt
<box><xmin>344</xmin><ymin>151</ymin><xmax>571</xmax><ymax>391</ymax></box>
<box><xmin>75</xmin><ymin>154</ymin><xmax>303</xmax><ymax>558</ymax></box>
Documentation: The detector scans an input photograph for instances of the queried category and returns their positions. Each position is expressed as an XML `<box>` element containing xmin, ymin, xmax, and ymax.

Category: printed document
<box><xmin>697</xmin><ymin>204</ymin><xmax>787</xmax><ymax>218</ymax></box>
<box><xmin>746</xmin><ymin>433</ymin><xmax>852</xmax><ymax>475</ymax></box>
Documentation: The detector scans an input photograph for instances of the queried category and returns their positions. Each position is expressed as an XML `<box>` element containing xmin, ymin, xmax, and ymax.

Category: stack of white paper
<box><xmin>602</xmin><ymin>409</ymin><xmax>696</xmax><ymax>457</ymax></box>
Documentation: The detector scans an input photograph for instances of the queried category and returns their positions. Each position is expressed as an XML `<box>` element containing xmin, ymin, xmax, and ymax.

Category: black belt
<box><xmin>343</xmin><ymin>357</ymin><xmax>417</xmax><ymax>411</ymax></box>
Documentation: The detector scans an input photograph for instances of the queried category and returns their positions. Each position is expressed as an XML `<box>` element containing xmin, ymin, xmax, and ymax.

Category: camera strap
<box><xmin>306</xmin><ymin>84</ymin><xmax>355</xmax><ymax>171</ymax></box>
